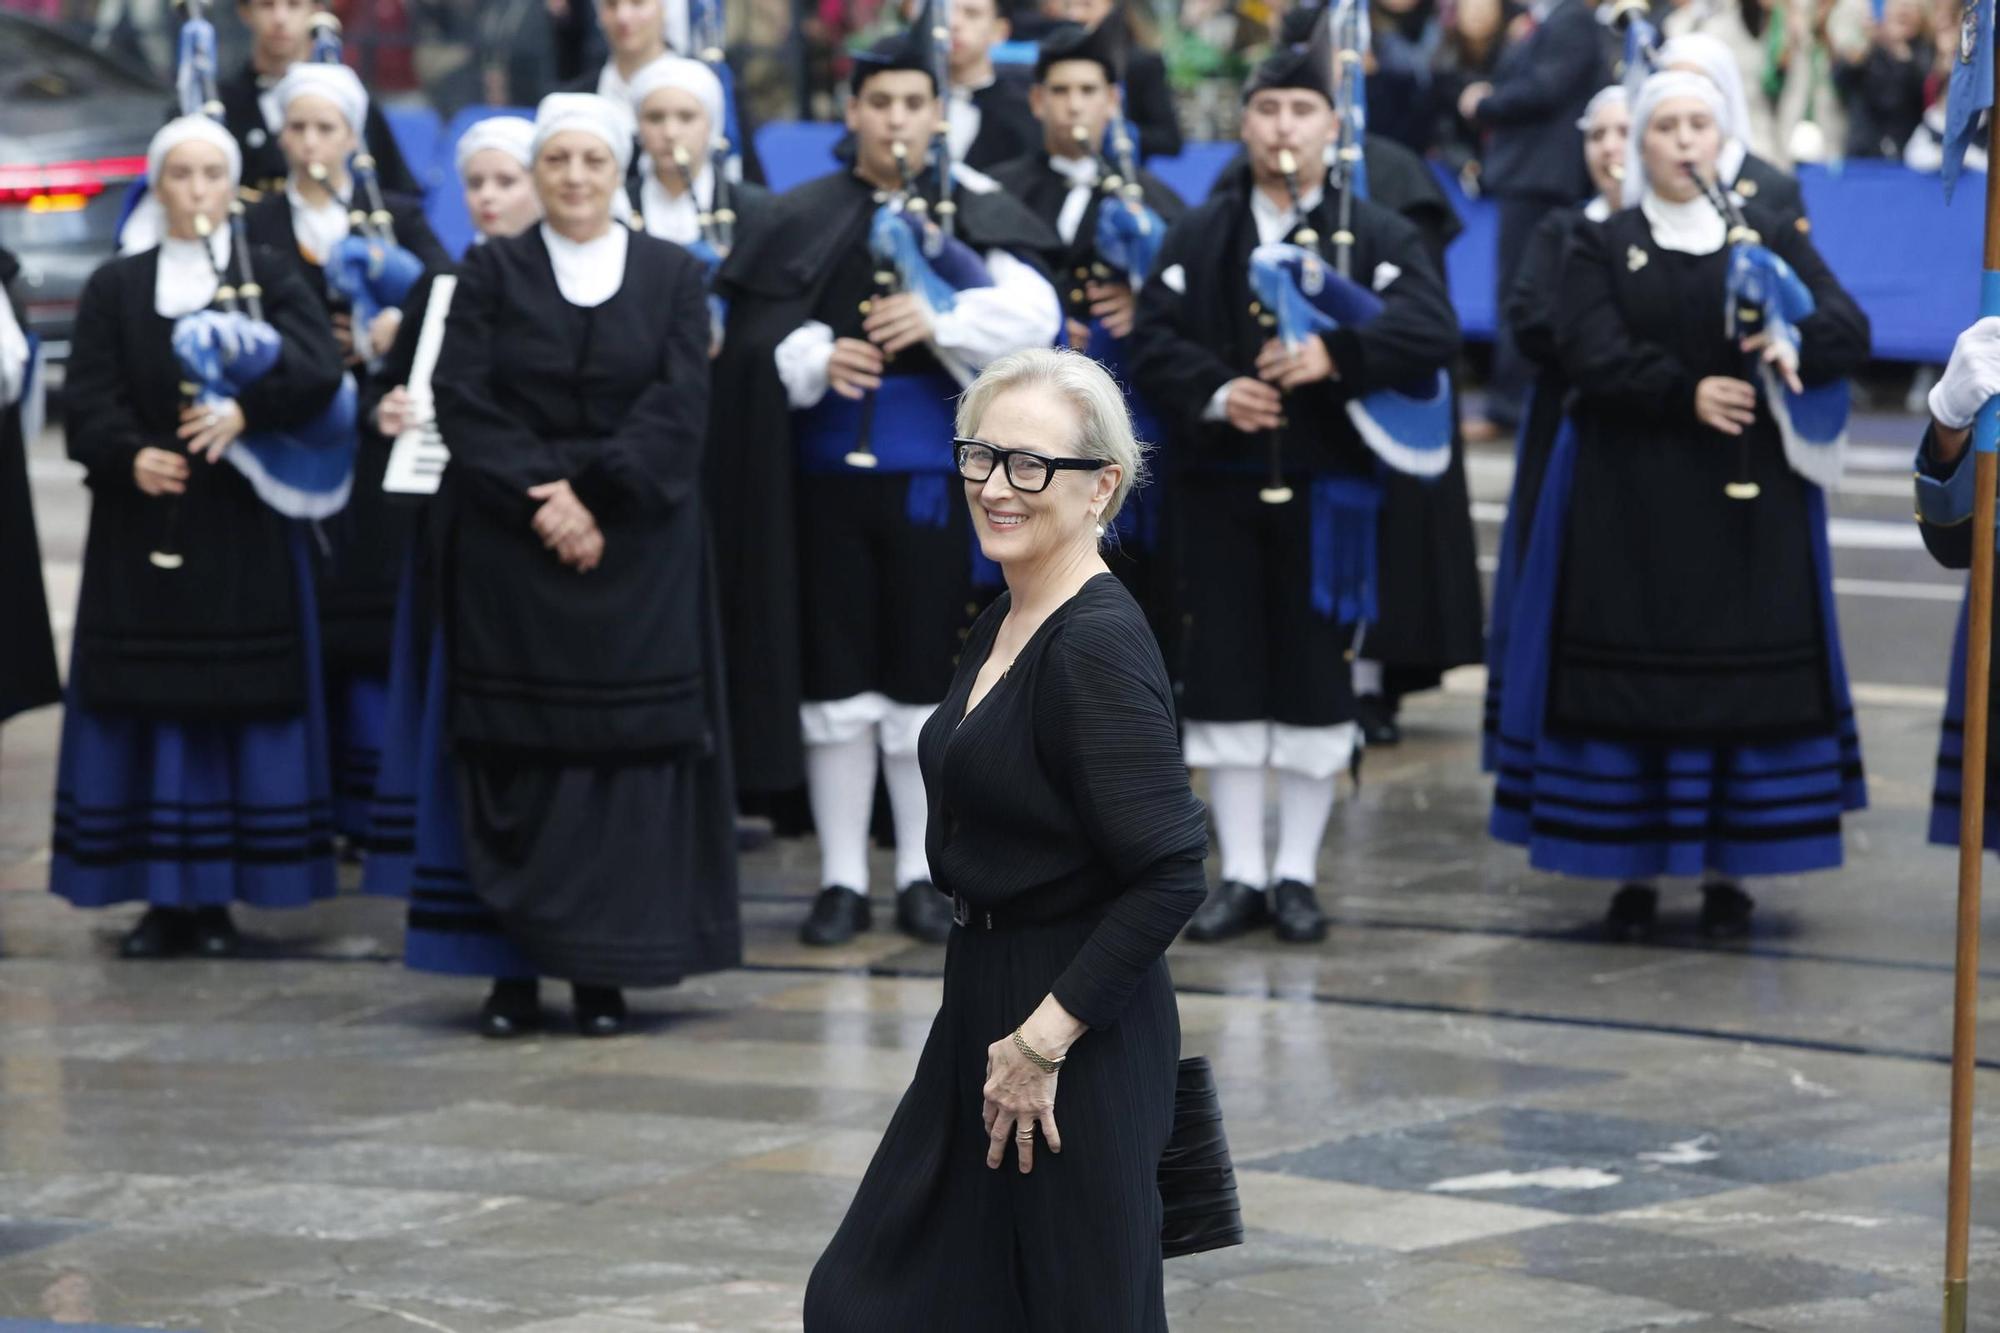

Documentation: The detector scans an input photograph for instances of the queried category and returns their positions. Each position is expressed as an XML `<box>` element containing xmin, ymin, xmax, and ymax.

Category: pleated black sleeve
<box><xmin>1556</xmin><ymin>220</ymin><xmax>1700</xmax><ymax>423</ymax></box>
<box><xmin>63</xmin><ymin>264</ymin><xmax>151</xmax><ymax>492</ymax></box>
<box><xmin>1033</xmin><ymin>602</ymin><xmax>1209</xmax><ymax>1030</ymax></box>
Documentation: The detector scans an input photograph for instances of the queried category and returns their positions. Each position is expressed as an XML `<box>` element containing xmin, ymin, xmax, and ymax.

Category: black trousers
<box><xmin>797</xmin><ymin>472</ymin><xmax>978</xmax><ymax>706</ymax></box>
<box><xmin>1177</xmin><ymin>473</ymin><xmax>1360</xmax><ymax>728</ymax></box>
<box><xmin>804</xmin><ymin>913</ymin><xmax>1178</xmax><ymax>1332</ymax></box>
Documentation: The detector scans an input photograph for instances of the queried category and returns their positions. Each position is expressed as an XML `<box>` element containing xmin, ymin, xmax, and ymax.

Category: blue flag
<box><xmin>1944</xmin><ymin>0</ymin><xmax>1994</xmax><ymax>201</ymax></box>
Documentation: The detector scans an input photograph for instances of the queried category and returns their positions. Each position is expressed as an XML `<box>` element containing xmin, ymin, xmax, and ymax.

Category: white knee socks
<box><xmin>807</xmin><ymin>730</ymin><xmax>878</xmax><ymax>893</ymax></box>
<box><xmin>1272</xmin><ymin>769</ymin><xmax>1337</xmax><ymax>886</ymax></box>
<box><xmin>1207</xmin><ymin>766</ymin><xmax>1269</xmax><ymax>889</ymax></box>
<box><xmin>882</xmin><ymin>752</ymin><xmax>932</xmax><ymax>889</ymax></box>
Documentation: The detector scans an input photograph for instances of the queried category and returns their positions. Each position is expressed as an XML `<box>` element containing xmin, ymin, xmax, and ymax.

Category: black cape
<box><xmin>985</xmin><ymin>152</ymin><xmax>1187</xmax><ymax>311</ymax></box>
<box><xmin>1549</xmin><ymin>205</ymin><xmax>1869</xmax><ymax>742</ymax></box>
<box><xmin>1497</xmin><ymin>206</ymin><xmax>1583</xmax><ymax>569</ymax></box>
<box><xmin>214</xmin><ymin>60</ymin><xmax>418</xmax><ymax>201</ymax></box>
<box><xmin>708</xmin><ymin>169</ymin><xmax>1059</xmax><ymax>794</ymax></box>
<box><xmin>962</xmin><ymin>77</ymin><xmax>1044</xmax><ymax>172</ymax></box>
<box><xmin>244</xmin><ymin>186</ymin><xmax>451</xmax><ymax>671</ymax></box>
<box><xmin>0</xmin><ymin>250</ymin><xmax>58</xmax><ymax>723</ymax></box>
<box><xmin>62</xmin><ymin>244</ymin><xmax>344</xmax><ymax>718</ymax></box>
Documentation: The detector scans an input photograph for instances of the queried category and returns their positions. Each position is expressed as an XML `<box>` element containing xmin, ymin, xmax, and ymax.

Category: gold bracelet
<box><xmin>1012</xmin><ymin>1027</ymin><xmax>1065</xmax><ymax>1074</ymax></box>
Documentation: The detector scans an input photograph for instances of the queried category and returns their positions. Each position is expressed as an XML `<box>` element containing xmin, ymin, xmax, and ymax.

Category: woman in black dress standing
<box><xmin>804</xmin><ymin>347</ymin><xmax>1208</xmax><ymax>1331</ymax></box>
<box><xmin>427</xmin><ymin>92</ymin><xmax>739</xmax><ymax>1036</ymax></box>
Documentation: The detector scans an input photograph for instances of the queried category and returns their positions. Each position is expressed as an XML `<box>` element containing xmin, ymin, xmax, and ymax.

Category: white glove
<box><xmin>1930</xmin><ymin>316</ymin><xmax>2000</xmax><ymax>430</ymax></box>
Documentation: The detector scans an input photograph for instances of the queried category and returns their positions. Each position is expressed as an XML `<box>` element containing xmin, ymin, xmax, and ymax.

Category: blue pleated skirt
<box><xmin>327</xmin><ymin>667</ymin><xmax>388</xmax><ymax>842</ymax></box>
<box><xmin>49</xmin><ymin>530</ymin><xmax>339</xmax><ymax>910</ymax></box>
<box><xmin>1926</xmin><ymin>590</ymin><xmax>2000</xmax><ymax>851</ymax></box>
<box><xmin>399</xmin><ymin>622</ymin><xmax>535</xmax><ymax>978</ymax></box>
<box><xmin>1488</xmin><ymin>428</ymin><xmax>1865</xmax><ymax>880</ymax></box>
<box><xmin>359</xmin><ymin>546</ymin><xmax>423</xmax><ymax>896</ymax></box>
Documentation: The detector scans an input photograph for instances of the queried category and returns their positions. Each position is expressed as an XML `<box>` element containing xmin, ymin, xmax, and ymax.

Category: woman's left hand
<box><xmin>177</xmin><ymin>399</ymin><xmax>245</xmax><ymax>462</ymax></box>
<box><xmin>983</xmin><ymin>995</ymin><xmax>1087</xmax><ymax>1174</ymax></box>
<box><xmin>527</xmin><ymin>480</ymin><xmax>600</xmax><ymax>565</ymax></box>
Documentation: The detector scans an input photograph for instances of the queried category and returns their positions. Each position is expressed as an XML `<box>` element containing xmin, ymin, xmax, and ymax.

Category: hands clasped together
<box><xmin>528</xmin><ymin>478</ymin><xmax>603</xmax><ymax>573</ymax></box>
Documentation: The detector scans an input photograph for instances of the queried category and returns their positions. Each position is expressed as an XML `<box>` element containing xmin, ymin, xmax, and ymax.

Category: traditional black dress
<box><xmin>1915</xmin><ymin>431</ymin><xmax>2000</xmax><ymax>850</ymax></box>
<box><xmin>244</xmin><ymin>184</ymin><xmax>450</xmax><ymax>842</ymax></box>
<box><xmin>427</xmin><ymin>224</ymin><xmax>738</xmax><ymax>986</ymax></box>
<box><xmin>1489</xmin><ymin>202</ymin><xmax>1871</xmax><ymax>878</ymax></box>
<box><xmin>50</xmin><ymin>239</ymin><xmax>345</xmax><ymax>909</ymax></box>
<box><xmin>804</xmin><ymin>575</ymin><xmax>1207</xmax><ymax>1332</ymax></box>
<box><xmin>213</xmin><ymin>60</ymin><xmax>418</xmax><ymax>201</ymax></box>
<box><xmin>1482</xmin><ymin>204</ymin><xmax>1585</xmax><ymax>769</ymax></box>
<box><xmin>0</xmin><ymin>250</ymin><xmax>58</xmax><ymax>728</ymax></box>
<box><xmin>984</xmin><ymin>151</ymin><xmax>1185</xmax><ymax>635</ymax></box>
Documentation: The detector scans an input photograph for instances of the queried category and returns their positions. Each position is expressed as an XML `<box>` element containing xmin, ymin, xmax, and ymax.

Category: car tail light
<box><xmin>0</xmin><ymin>155</ymin><xmax>148</xmax><ymax>212</ymax></box>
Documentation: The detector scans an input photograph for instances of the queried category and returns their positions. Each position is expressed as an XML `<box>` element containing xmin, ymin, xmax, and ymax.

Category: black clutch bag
<box><xmin>1158</xmin><ymin>1056</ymin><xmax>1244</xmax><ymax>1259</ymax></box>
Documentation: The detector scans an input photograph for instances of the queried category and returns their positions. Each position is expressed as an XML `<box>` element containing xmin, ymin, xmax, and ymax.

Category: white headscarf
<box><xmin>1622</xmin><ymin>70</ymin><xmax>1728</xmax><ymax>209</ymax></box>
<box><xmin>271</xmin><ymin>62</ymin><xmax>370</xmax><ymax>134</ymax></box>
<box><xmin>1657</xmin><ymin>34</ymin><xmax>1752</xmax><ymax>151</ymax></box>
<box><xmin>454</xmin><ymin>115</ymin><xmax>537</xmax><ymax>179</ymax></box>
<box><xmin>1575</xmin><ymin>83</ymin><xmax>1628</xmax><ymax>135</ymax></box>
<box><xmin>119</xmin><ymin>116</ymin><xmax>243</xmax><ymax>257</ymax></box>
<box><xmin>627</xmin><ymin>54</ymin><xmax>726</xmax><ymax>152</ymax></box>
<box><xmin>532</xmin><ymin>92</ymin><xmax>637</xmax><ymax>175</ymax></box>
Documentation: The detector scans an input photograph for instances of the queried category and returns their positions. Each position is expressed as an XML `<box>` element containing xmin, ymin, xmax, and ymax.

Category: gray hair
<box><xmin>954</xmin><ymin>347</ymin><xmax>1150</xmax><ymax>526</ymax></box>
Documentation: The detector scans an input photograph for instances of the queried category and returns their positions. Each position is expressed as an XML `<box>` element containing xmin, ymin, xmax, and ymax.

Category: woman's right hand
<box><xmin>133</xmin><ymin>447</ymin><xmax>189</xmax><ymax>496</ymax></box>
<box><xmin>374</xmin><ymin>385</ymin><xmax>414</xmax><ymax>438</ymax></box>
<box><xmin>1694</xmin><ymin>376</ymin><xmax>1758</xmax><ymax>437</ymax></box>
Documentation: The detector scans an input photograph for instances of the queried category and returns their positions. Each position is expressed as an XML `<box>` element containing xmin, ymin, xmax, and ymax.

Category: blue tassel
<box><xmin>905</xmin><ymin>473</ymin><xmax>951</xmax><ymax>528</ymax></box>
<box><xmin>1309</xmin><ymin>476</ymin><xmax>1382</xmax><ymax>624</ymax></box>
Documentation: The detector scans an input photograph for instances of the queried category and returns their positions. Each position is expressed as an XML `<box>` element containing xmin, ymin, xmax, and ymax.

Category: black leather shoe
<box><xmin>1355</xmin><ymin>693</ymin><xmax>1401</xmax><ymax>747</ymax></box>
<box><xmin>1699</xmin><ymin>881</ymin><xmax>1755</xmax><ymax>940</ymax></box>
<box><xmin>800</xmin><ymin>887</ymin><xmax>872</xmax><ymax>946</ymax></box>
<box><xmin>1604</xmin><ymin>883</ymin><xmax>1658</xmax><ymax>943</ymax></box>
<box><xmin>120</xmin><ymin>907</ymin><xmax>193</xmax><ymax>959</ymax></box>
<box><xmin>1183</xmin><ymin>881</ymin><xmax>1270</xmax><ymax>943</ymax></box>
<box><xmin>191</xmin><ymin>906</ymin><xmax>241</xmax><ymax>958</ymax></box>
<box><xmin>478</xmin><ymin>978</ymin><xmax>542</xmax><ymax>1039</ymax></box>
<box><xmin>572</xmin><ymin>984</ymin><xmax>628</xmax><ymax>1037</ymax></box>
<box><xmin>1271</xmin><ymin>880</ymin><xmax>1330</xmax><ymax>944</ymax></box>
<box><xmin>895</xmin><ymin>882</ymin><xmax>954</xmax><ymax>944</ymax></box>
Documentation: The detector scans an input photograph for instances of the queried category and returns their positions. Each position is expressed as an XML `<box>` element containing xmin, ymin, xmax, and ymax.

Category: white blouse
<box><xmin>154</xmin><ymin>228</ymin><xmax>232</xmax><ymax>318</ymax></box>
<box><xmin>541</xmin><ymin>222</ymin><xmax>629</xmax><ymax>308</ymax></box>
<box><xmin>639</xmin><ymin>163</ymin><xmax>714</xmax><ymax>247</ymax></box>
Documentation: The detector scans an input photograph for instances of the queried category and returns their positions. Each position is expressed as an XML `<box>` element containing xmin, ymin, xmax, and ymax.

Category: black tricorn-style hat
<box><xmin>851</xmin><ymin>0</ymin><xmax>942</xmax><ymax>95</ymax></box>
<box><xmin>1243</xmin><ymin>3</ymin><xmax>1335</xmax><ymax>104</ymax></box>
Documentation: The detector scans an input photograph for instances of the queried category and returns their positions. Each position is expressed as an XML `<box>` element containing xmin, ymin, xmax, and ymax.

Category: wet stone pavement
<box><xmin>5</xmin><ymin>415</ymin><xmax>2000</xmax><ymax>1330</ymax></box>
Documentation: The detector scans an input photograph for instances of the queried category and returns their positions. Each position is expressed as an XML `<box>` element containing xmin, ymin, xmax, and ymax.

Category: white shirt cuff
<box><xmin>929</xmin><ymin>249</ymin><xmax>1062</xmax><ymax>383</ymax></box>
<box><xmin>1202</xmin><ymin>381</ymin><xmax>1232</xmax><ymax>423</ymax></box>
<box><xmin>775</xmin><ymin>320</ymin><xmax>834</xmax><ymax>410</ymax></box>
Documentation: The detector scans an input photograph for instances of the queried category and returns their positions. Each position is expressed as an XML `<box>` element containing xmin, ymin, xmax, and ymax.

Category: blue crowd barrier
<box><xmin>422</xmin><ymin>117</ymin><xmax>1982</xmax><ymax>363</ymax></box>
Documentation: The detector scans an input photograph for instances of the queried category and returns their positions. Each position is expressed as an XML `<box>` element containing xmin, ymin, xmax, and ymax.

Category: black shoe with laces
<box><xmin>1604</xmin><ymin>884</ymin><xmax>1658</xmax><ymax>943</ymax></box>
<box><xmin>478</xmin><ymin>978</ymin><xmax>543</xmax><ymax>1039</ymax></box>
<box><xmin>1271</xmin><ymin>880</ymin><xmax>1330</xmax><ymax>943</ymax></box>
<box><xmin>1183</xmin><ymin>881</ymin><xmax>1270</xmax><ymax>943</ymax></box>
<box><xmin>895</xmin><ymin>881</ymin><xmax>954</xmax><ymax>944</ymax></box>
<box><xmin>572</xmin><ymin>984</ymin><xmax>628</xmax><ymax>1037</ymax></box>
<box><xmin>800</xmin><ymin>887</ymin><xmax>872</xmax><ymax>947</ymax></box>
<box><xmin>191</xmin><ymin>905</ymin><xmax>241</xmax><ymax>958</ymax></box>
<box><xmin>1699</xmin><ymin>881</ymin><xmax>1755</xmax><ymax>940</ymax></box>
<box><xmin>120</xmin><ymin>907</ymin><xmax>194</xmax><ymax>960</ymax></box>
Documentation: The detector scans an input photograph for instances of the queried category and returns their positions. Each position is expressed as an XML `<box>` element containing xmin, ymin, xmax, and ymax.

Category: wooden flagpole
<box><xmin>1944</xmin><ymin>34</ymin><xmax>2000</xmax><ymax>1326</ymax></box>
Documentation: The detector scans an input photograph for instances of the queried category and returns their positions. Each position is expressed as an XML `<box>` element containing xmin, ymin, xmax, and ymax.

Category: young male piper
<box><xmin>1128</xmin><ymin>34</ymin><xmax>1459</xmax><ymax>945</ymax></box>
<box><xmin>709</xmin><ymin>19</ymin><xmax>1061</xmax><ymax>947</ymax></box>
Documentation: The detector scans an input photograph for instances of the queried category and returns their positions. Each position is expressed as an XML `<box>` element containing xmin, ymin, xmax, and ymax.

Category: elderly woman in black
<box><xmin>804</xmin><ymin>348</ymin><xmax>1208</xmax><ymax>1331</ymax></box>
<box><xmin>427</xmin><ymin>91</ymin><xmax>739</xmax><ymax>1037</ymax></box>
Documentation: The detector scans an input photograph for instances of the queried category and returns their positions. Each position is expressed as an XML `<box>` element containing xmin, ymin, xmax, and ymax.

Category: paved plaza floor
<box><xmin>5</xmin><ymin>414</ymin><xmax>2000</xmax><ymax>1330</ymax></box>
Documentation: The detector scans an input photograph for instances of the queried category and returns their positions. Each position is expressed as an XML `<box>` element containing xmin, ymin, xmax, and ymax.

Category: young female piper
<box><xmin>1489</xmin><ymin>72</ymin><xmax>1870</xmax><ymax>941</ymax></box>
<box><xmin>242</xmin><ymin>61</ymin><xmax>448</xmax><ymax>852</ymax></box>
<box><xmin>426</xmin><ymin>93</ymin><xmax>739</xmax><ymax>1037</ymax></box>
<box><xmin>51</xmin><ymin>116</ymin><xmax>344</xmax><ymax>957</ymax></box>
<box><xmin>627</xmin><ymin>53</ymin><xmax>770</xmax><ymax>256</ymax></box>
<box><xmin>358</xmin><ymin>116</ymin><xmax>540</xmax><ymax>925</ymax></box>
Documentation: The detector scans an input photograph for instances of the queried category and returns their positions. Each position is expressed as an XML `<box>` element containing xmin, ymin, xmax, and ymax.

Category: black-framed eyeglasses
<box><xmin>953</xmin><ymin>438</ymin><xmax>1107</xmax><ymax>494</ymax></box>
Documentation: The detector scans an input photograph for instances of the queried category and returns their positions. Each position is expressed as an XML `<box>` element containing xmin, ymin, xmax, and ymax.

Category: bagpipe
<box><xmin>684</xmin><ymin>0</ymin><xmax>743</xmax><ymax>349</ymax></box>
<box><xmin>150</xmin><ymin>0</ymin><xmax>358</xmax><ymax>571</ymax></box>
<box><xmin>307</xmin><ymin>7</ymin><xmax>423</xmax><ymax>368</ymax></box>
<box><xmin>846</xmin><ymin>140</ymin><xmax>993</xmax><ymax>469</ymax></box>
<box><xmin>1056</xmin><ymin>113</ymin><xmax>1166</xmax><ymax>350</ymax></box>
<box><xmin>1246</xmin><ymin>0</ymin><xmax>1451</xmax><ymax>507</ymax></box>
<box><xmin>1689</xmin><ymin>166</ymin><xmax>1849</xmax><ymax>494</ymax></box>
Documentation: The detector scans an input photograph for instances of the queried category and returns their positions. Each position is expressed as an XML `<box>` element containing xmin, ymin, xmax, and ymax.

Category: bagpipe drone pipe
<box><xmin>309</xmin><ymin>8</ymin><xmax>424</xmax><ymax>368</ymax></box>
